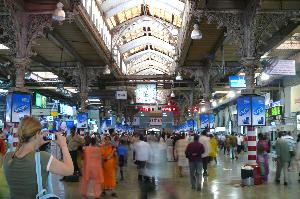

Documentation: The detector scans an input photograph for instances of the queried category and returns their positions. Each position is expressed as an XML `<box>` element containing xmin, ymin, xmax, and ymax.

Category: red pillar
<box><xmin>247</xmin><ymin>126</ymin><xmax>257</xmax><ymax>165</ymax></box>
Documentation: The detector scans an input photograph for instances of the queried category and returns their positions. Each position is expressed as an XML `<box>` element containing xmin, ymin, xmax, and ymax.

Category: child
<box><xmin>117</xmin><ymin>140</ymin><xmax>128</xmax><ymax>180</ymax></box>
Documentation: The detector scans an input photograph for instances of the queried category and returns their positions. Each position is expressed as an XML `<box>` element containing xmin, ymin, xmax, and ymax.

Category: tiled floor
<box><xmin>1</xmin><ymin>153</ymin><xmax>300</xmax><ymax>199</ymax></box>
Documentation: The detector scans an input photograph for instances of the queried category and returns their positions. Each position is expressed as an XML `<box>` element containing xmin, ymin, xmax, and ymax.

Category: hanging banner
<box><xmin>266</xmin><ymin>59</ymin><xmax>296</xmax><ymax>75</ymax></box>
<box><xmin>7</xmin><ymin>92</ymin><xmax>32</xmax><ymax>123</ymax></box>
<box><xmin>252</xmin><ymin>96</ymin><xmax>266</xmax><ymax>126</ymax></box>
<box><xmin>77</xmin><ymin>112</ymin><xmax>88</xmax><ymax>128</ymax></box>
<box><xmin>200</xmin><ymin>114</ymin><xmax>209</xmax><ymax>129</ymax></box>
<box><xmin>291</xmin><ymin>84</ymin><xmax>300</xmax><ymax>112</ymax></box>
<box><xmin>209</xmin><ymin>114</ymin><xmax>215</xmax><ymax>129</ymax></box>
<box><xmin>237</xmin><ymin>96</ymin><xmax>252</xmax><ymax>126</ymax></box>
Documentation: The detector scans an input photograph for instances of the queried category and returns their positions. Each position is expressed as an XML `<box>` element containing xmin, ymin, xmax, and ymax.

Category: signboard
<box><xmin>229</xmin><ymin>76</ymin><xmax>246</xmax><ymax>88</ymax></box>
<box><xmin>6</xmin><ymin>92</ymin><xmax>32</xmax><ymax>123</ymax></box>
<box><xmin>32</xmin><ymin>108</ymin><xmax>51</xmax><ymax>116</ymax></box>
<box><xmin>77</xmin><ymin>112</ymin><xmax>88</xmax><ymax>128</ymax></box>
<box><xmin>200</xmin><ymin>114</ymin><xmax>209</xmax><ymax>129</ymax></box>
<box><xmin>132</xmin><ymin>117</ymin><xmax>140</xmax><ymax>126</ymax></box>
<box><xmin>252</xmin><ymin>96</ymin><xmax>266</xmax><ymax>126</ymax></box>
<box><xmin>266</xmin><ymin>59</ymin><xmax>296</xmax><ymax>75</ymax></box>
<box><xmin>266</xmin><ymin>106</ymin><xmax>283</xmax><ymax>118</ymax></box>
<box><xmin>35</xmin><ymin>93</ymin><xmax>47</xmax><ymax>108</ymax></box>
<box><xmin>209</xmin><ymin>114</ymin><xmax>215</xmax><ymax>129</ymax></box>
<box><xmin>135</xmin><ymin>84</ymin><xmax>157</xmax><ymax>104</ymax></box>
<box><xmin>149</xmin><ymin>117</ymin><xmax>162</xmax><ymax>126</ymax></box>
<box><xmin>237</xmin><ymin>96</ymin><xmax>252</xmax><ymax>126</ymax></box>
<box><xmin>116</xmin><ymin>91</ymin><xmax>127</xmax><ymax>100</ymax></box>
<box><xmin>66</xmin><ymin>120</ymin><xmax>75</xmax><ymax>129</ymax></box>
<box><xmin>291</xmin><ymin>84</ymin><xmax>300</xmax><ymax>112</ymax></box>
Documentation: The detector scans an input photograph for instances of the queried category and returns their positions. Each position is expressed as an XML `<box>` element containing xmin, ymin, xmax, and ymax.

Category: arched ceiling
<box><xmin>100</xmin><ymin>0</ymin><xmax>187</xmax><ymax>75</ymax></box>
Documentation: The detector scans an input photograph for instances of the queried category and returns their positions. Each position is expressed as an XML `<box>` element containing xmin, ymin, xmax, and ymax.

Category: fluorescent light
<box><xmin>227</xmin><ymin>91</ymin><xmax>235</xmax><ymax>98</ymax></box>
<box><xmin>0</xmin><ymin>44</ymin><xmax>9</xmax><ymax>50</ymax></box>
<box><xmin>88</xmin><ymin>98</ymin><xmax>100</xmax><ymax>102</ymax></box>
<box><xmin>261</xmin><ymin>72</ymin><xmax>270</xmax><ymax>81</ymax></box>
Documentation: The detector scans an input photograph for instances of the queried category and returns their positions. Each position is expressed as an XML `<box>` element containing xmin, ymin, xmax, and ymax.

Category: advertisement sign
<box><xmin>5</xmin><ymin>93</ymin><xmax>12</xmax><ymax>123</ymax></box>
<box><xmin>291</xmin><ymin>84</ymin><xmax>300</xmax><ymax>113</ymax></box>
<box><xmin>209</xmin><ymin>114</ymin><xmax>215</xmax><ymax>129</ymax></box>
<box><xmin>66</xmin><ymin>120</ymin><xmax>75</xmax><ymax>129</ymax></box>
<box><xmin>135</xmin><ymin>84</ymin><xmax>157</xmax><ymax>104</ymax></box>
<box><xmin>229</xmin><ymin>76</ymin><xmax>246</xmax><ymax>88</ymax></box>
<box><xmin>32</xmin><ymin>108</ymin><xmax>51</xmax><ymax>116</ymax></box>
<box><xmin>77</xmin><ymin>112</ymin><xmax>88</xmax><ymax>128</ymax></box>
<box><xmin>116</xmin><ymin>91</ymin><xmax>127</xmax><ymax>100</ymax></box>
<box><xmin>35</xmin><ymin>93</ymin><xmax>47</xmax><ymax>108</ymax></box>
<box><xmin>266</xmin><ymin>59</ymin><xmax>296</xmax><ymax>75</ymax></box>
<box><xmin>200</xmin><ymin>114</ymin><xmax>209</xmax><ymax>129</ymax></box>
<box><xmin>237</xmin><ymin>96</ymin><xmax>252</xmax><ymax>126</ymax></box>
<box><xmin>252</xmin><ymin>96</ymin><xmax>266</xmax><ymax>126</ymax></box>
<box><xmin>10</xmin><ymin>93</ymin><xmax>31</xmax><ymax>123</ymax></box>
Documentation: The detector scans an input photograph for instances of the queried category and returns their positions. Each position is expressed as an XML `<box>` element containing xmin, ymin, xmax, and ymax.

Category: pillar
<box><xmin>13</xmin><ymin>58</ymin><xmax>30</xmax><ymax>92</ymax></box>
<box><xmin>247</xmin><ymin>126</ymin><xmax>257</xmax><ymax>165</ymax></box>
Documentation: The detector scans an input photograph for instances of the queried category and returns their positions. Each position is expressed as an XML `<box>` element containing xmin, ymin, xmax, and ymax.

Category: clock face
<box><xmin>135</xmin><ymin>84</ymin><xmax>156</xmax><ymax>104</ymax></box>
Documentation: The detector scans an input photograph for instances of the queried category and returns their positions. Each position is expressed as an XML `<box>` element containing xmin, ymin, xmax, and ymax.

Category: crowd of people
<box><xmin>0</xmin><ymin>117</ymin><xmax>300</xmax><ymax>199</ymax></box>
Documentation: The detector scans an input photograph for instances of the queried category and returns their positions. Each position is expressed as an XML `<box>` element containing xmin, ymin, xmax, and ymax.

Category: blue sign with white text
<box><xmin>77</xmin><ymin>113</ymin><xmax>88</xmax><ymax>128</ymax></box>
<box><xmin>209</xmin><ymin>114</ymin><xmax>215</xmax><ymax>129</ymax></box>
<box><xmin>237</xmin><ymin>96</ymin><xmax>252</xmax><ymax>126</ymax></box>
<box><xmin>11</xmin><ymin>93</ymin><xmax>31</xmax><ymax>123</ymax></box>
<box><xmin>200</xmin><ymin>114</ymin><xmax>209</xmax><ymax>129</ymax></box>
<box><xmin>229</xmin><ymin>76</ymin><xmax>246</xmax><ymax>88</ymax></box>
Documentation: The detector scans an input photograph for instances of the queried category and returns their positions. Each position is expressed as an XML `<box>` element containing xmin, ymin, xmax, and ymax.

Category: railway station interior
<box><xmin>0</xmin><ymin>0</ymin><xmax>300</xmax><ymax>199</ymax></box>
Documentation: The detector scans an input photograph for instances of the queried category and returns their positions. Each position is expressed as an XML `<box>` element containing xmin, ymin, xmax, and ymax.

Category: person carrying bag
<box><xmin>35</xmin><ymin>152</ymin><xmax>59</xmax><ymax>199</ymax></box>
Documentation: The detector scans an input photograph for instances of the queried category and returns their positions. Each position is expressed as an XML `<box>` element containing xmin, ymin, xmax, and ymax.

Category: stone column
<box><xmin>13</xmin><ymin>58</ymin><xmax>30</xmax><ymax>92</ymax></box>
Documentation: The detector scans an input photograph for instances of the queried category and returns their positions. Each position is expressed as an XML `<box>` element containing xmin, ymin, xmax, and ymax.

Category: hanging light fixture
<box><xmin>170</xmin><ymin>91</ymin><xmax>175</xmax><ymax>98</ymax></box>
<box><xmin>191</xmin><ymin>24</ymin><xmax>202</xmax><ymax>40</ymax></box>
<box><xmin>52</xmin><ymin>2</ymin><xmax>65</xmax><ymax>22</ymax></box>
<box><xmin>175</xmin><ymin>72</ymin><xmax>183</xmax><ymax>81</ymax></box>
<box><xmin>261</xmin><ymin>72</ymin><xmax>270</xmax><ymax>81</ymax></box>
<box><xmin>103</xmin><ymin>65</ymin><xmax>111</xmax><ymax>75</ymax></box>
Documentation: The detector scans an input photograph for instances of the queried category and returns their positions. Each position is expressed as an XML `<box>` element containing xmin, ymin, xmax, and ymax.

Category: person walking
<box><xmin>0</xmin><ymin>129</ymin><xmax>7</xmax><ymax>167</ymax></box>
<box><xmin>174</xmin><ymin>133</ymin><xmax>189</xmax><ymax>177</ymax></box>
<box><xmin>67</xmin><ymin>126</ymin><xmax>84</xmax><ymax>176</ymax></box>
<box><xmin>199</xmin><ymin>130</ymin><xmax>210</xmax><ymax>176</ymax></box>
<box><xmin>101</xmin><ymin>136</ymin><xmax>118</xmax><ymax>197</ymax></box>
<box><xmin>237</xmin><ymin>134</ymin><xmax>244</xmax><ymax>154</ymax></box>
<box><xmin>229</xmin><ymin>133</ymin><xmax>238</xmax><ymax>159</ymax></box>
<box><xmin>117</xmin><ymin>140</ymin><xmax>128</xmax><ymax>181</ymax></box>
<box><xmin>3</xmin><ymin>116</ymin><xmax>73</xmax><ymax>199</ymax></box>
<box><xmin>81</xmin><ymin>137</ymin><xmax>104</xmax><ymax>198</ymax></box>
<box><xmin>166</xmin><ymin>135</ymin><xmax>174</xmax><ymax>161</ymax></box>
<box><xmin>283</xmin><ymin>132</ymin><xmax>296</xmax><ymax>170</ymax></box>
<box><xmin>185</xmin><ymin>134</ymin><xmax>204</xmax><ymax>191</ymax></box>
<box><xmin>275</xmin><ymin>132</ymin><xmax>291</xmax><ymax>185</ymax></box>
<box><xmin>257</xmin><ymin>133</ymin><xmax>269</xmax><ymax>182</ymax></box>
<box><xmin>295</xmin><ymin>134</ymin><xmax>300</xmax><ymax>182</ymax></box>
<box><xmin>209</xmin><ymin>134</ymin><xmax>218</xmax><ymax>164</ymax></box>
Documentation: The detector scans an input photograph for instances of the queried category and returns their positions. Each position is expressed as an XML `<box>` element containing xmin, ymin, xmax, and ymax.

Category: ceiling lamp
<box><xmin>212</xmin><ymin>101</ymin><xmax>217</xmax><ymax>107</ymax></box>
<box><xmin>103</xmin><ymin>65</ymin><xmax>111</xmax><ymax>75</ymax></box>
<box><xmin>201</xmin><ymin>107</ymin><xmax>206</xmax><ymax>113</ymax></box>
<box><xmin>52</xmin><ymin>2</ymin><xmax>65</xmax><ymax>22</ymax></box>
<box><xmin>170</xmin><ymin>91</ymin><xmax>175</xmax><ymax>98</ymax></box>
<box><xmin>171</xmin><ymin>28</ymin><xmax>179</xmax><ymax>36</ymax></box>
<box><xmin>191</xmin><ymin>24</ymin><xmax>202</xmax><ymax>40</ymax></box>
<box><xmin>175</xmin><ymin>72</ymin><xmax>183</xmax><ymax>81</ymax></box>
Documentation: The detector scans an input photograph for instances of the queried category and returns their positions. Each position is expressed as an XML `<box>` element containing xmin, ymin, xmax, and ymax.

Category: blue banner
<box><xmin>11</xmin><ymin>93</ymin><xmax>31</xmax><ymax>123</ymax></box>
<box><xmin>252</xmin><ymin>96</ymin><xmax>265</xmax><ymax>126</ymax></box>
<box><xmin>200</xmin><ymin>114</ymin><xmax>209</xmax><ymax>129</ymax></box>
<box><xmin>209</xmin><ymin>114</ymin><xmax>215</xmax><ymax>129</ymax></box>
<box><xmin>237</xmin><ymin>96</ymin><xmax>252</xmax><ymax>126</ymax></box>
<box><xmin>77</xmin><ymin>112</ymin><xmax>88</xmax><ymax>128</ymax></box>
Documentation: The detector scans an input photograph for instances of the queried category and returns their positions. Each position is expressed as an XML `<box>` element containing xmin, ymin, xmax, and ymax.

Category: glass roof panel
<box><xmin>100</xmin><ymin>0</ymin><xmax>187</xmax><ymax>75</ymax></box>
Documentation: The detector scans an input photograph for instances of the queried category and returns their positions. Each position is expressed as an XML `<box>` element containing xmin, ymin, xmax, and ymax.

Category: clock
<box><xmin>135</xmin><ymin>84</ymin><xmax>156</xmax><ymax>104</ymax></box>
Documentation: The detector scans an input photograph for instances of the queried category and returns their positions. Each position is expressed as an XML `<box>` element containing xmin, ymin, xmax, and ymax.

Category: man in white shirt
<box><xmin>199</xmin><ymin>129</ymin><xmax>210</xmax><ymax>176</ymax></box>
<box><xmin>133</xmin><ymin>134</ymin><xmax>152</xmax><ymax>181</ymax></box>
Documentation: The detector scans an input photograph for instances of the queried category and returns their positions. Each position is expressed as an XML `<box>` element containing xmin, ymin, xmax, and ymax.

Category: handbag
<box><xmin>35</xmin><ymin>152</ymin><xmax>60</xmax><ymax>199</ymax></box>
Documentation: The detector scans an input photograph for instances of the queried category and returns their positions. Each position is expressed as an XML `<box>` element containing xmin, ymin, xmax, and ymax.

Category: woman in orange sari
<box><xmin>0</xmin><ymin>129</ymin><xmax>7</xmax><ymax>167</ymax></box>
<box><xmin>101</xmin><ymin>136</ymin><xmax>118</xmax><ymax>197</ymax></box>
<box><xmin>81</xmin><ymin>137</ymin><xmax>104</xmax><ymax>198</ymax></box>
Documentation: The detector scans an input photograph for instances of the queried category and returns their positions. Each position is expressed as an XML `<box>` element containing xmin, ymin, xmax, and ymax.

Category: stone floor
<box><xmin>1</xmin><ymin>153</ymin><xmax>300</xmax><ymax>199</ymax></box>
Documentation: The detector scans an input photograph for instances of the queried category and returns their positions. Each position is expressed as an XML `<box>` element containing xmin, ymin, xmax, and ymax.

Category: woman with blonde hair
<box><xmin>3</xmin><ymin>116</ymin><xmax>73</xmax><ymax>199</ymax></box>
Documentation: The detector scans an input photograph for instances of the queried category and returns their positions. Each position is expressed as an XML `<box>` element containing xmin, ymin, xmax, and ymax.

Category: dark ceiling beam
<box><xmin>259</xmin><ymin>21</ymin><xmax>300</xmax><ymax>54</ymax></box>
<box><xmin>30</xmin><ymin>55</ymin><xmax>58</xmax><ymax>74</ymax></box>
<box><xmin>46</xmin><ymin>30</ymin><xmax>84</xmax><ymax>63</ymax></box>
<box><xmin>123</xmin><ymin>75</ymin><xmax>174</xmax><ymax>80</ymax></box>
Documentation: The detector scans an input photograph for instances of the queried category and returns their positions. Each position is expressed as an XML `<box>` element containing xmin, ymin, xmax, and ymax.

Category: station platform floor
<box><xmin>1</xmin><ymin>153</ymin><xmax>300</xmax><ymax>199</ymax></box>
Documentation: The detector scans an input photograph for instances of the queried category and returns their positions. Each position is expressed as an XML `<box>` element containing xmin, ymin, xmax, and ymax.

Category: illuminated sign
<box><xmin>266</xmin><ymin>106</ymin><xmax>282</xmax><ymax>118</ymax></box>
<box><xmin>229</xmin><ymin>76</ymin><xmax>246</xmax><ymax>88</ymax></box>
